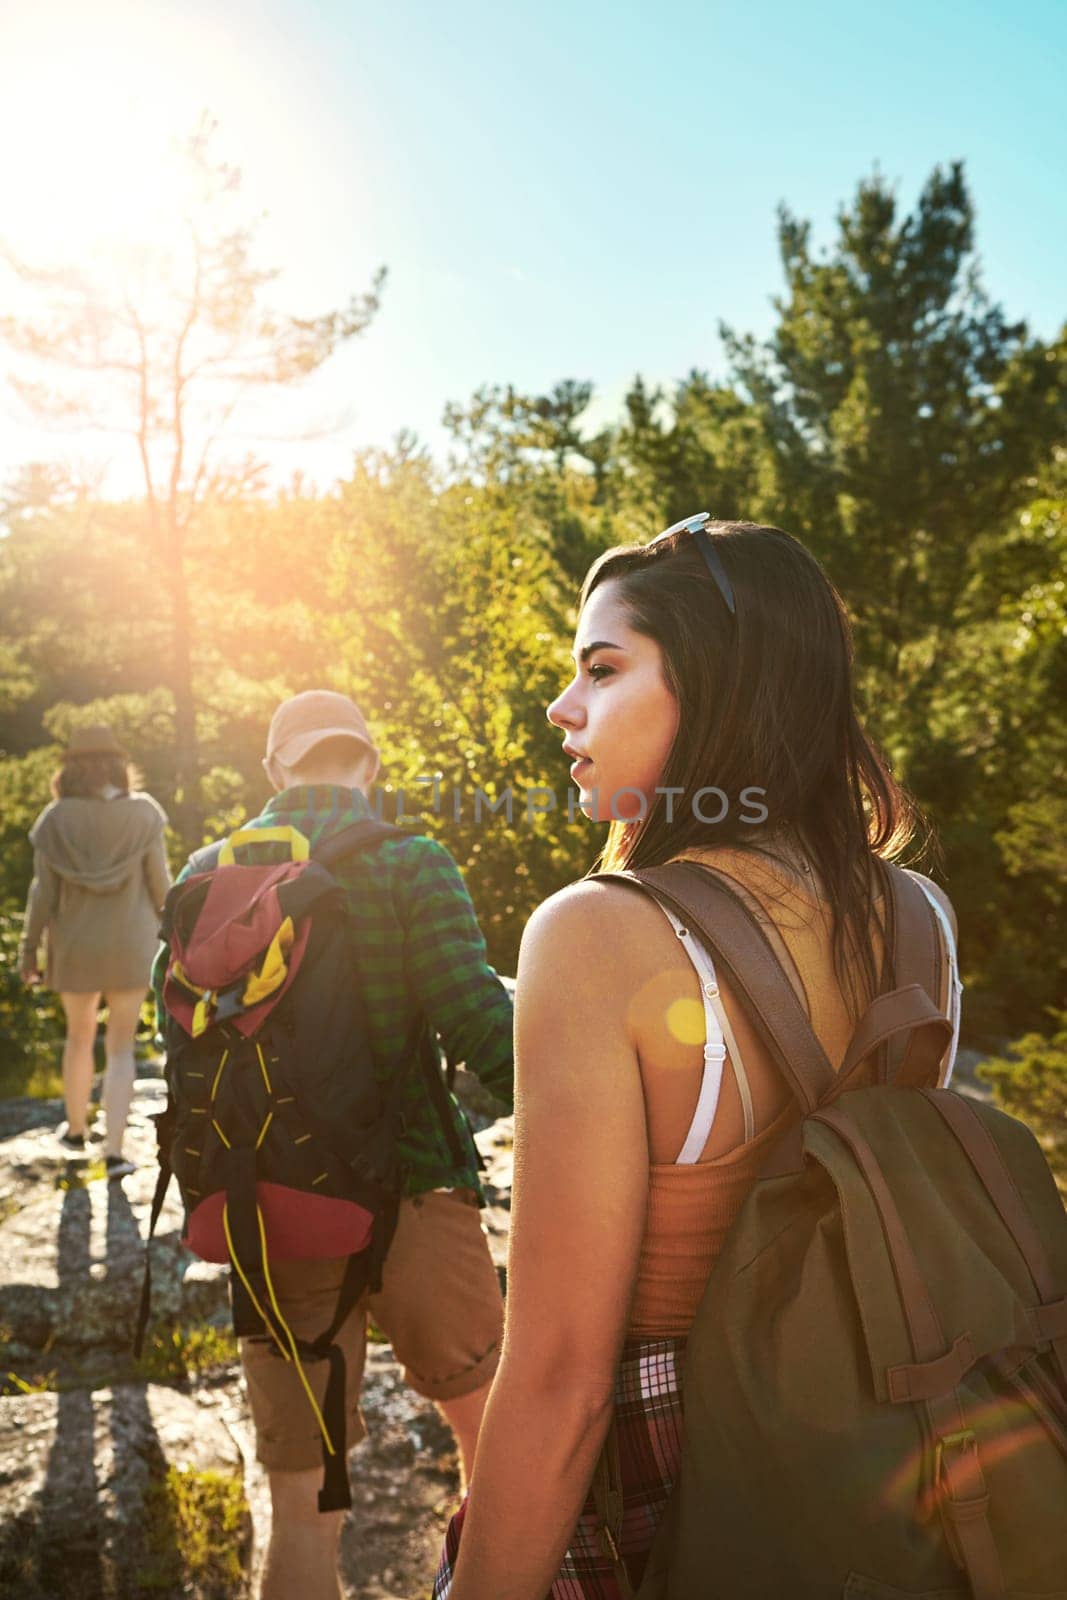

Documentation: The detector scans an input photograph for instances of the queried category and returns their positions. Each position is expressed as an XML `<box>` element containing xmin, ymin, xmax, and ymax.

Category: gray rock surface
<box><xmin>0</xmin><ymin>1085</ymin><xmax>198</xmax><ymax>1355</ymax></box>
<box><xmin>0</xmin><ymin>1071</ymin><xmax>514</xmax><ymax>1599</ymax></box>
<box><xmin>0</xmin><ymin>1382</ymin><xmax>249</xmax><ymax>1600</ymax></box>
<box><xmin>5</xmin><ymin>1029</ymin><xmax>987</xmax><ymax>1597</ymax></box>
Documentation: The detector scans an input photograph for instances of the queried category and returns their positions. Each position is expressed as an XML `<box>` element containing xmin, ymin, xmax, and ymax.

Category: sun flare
<box><xmin>5</xmin><ymin>71</ymin><xmax>190</xmax><ymax>261</ymax></box>
<box><xmin>0</xmin><ymin>5</ymin><xmax>303</xmax><ymax>267</ymax></box>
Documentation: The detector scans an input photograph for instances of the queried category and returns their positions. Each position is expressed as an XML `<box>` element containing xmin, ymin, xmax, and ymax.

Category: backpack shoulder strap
<box><xmin>885</xmin><ymin>864</ymin><xmax>943</xmax><ymax>993</ymax></box>
<box><xmin>183</xmin><ymin>820</ymin><xmax>399</xmax><ymax>880</ymax></box>
<box><xmin>881</xmin><ymin>865</ymin><xmax>944</xmax><ymax>1082</ymax></box>
<box><xmin>312</xmin><ymin>819</ymin><xmax>400</xmax><ymax>870</ymax></box>
<box><xmin>600</xmin><ymin>863</ymin><xmax>836</xmax><ymax>1114</ymax></box>
<box><xmin>601</xmin><ymin>860</ymin><xmax>953</xmax><ymax>1112</ymax></box>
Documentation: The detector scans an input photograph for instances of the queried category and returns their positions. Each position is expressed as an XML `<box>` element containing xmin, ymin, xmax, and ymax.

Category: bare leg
<box><xmin>260</xmin><ymin>1468</ymin><xmax>344</xmax><ymax>1600</ymax></box>
<box><xmin>58</xmin><ymin>992</ymin><xmax>101</xmax><ymax>1136</ymax></box>
<box><xmin>439</xmin><ymin>1376</ymin><xmax>494</xmax><ymax>1491</ymax></box>
<box><xmin>101</xmin><ymin>988</ymin><xmax>144</xmax><ymax>1158</ymax></box>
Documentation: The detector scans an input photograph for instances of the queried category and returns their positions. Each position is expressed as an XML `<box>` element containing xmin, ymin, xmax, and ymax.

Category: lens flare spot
<box><xmin>879</xmin><ymin>1391</ymin><xmax>1049</xmax><ymax>1521</ymax></box>
<box><xmin>666</xmin><ymin>998</ymin><xmax>705</xmax><ymax>1046</ymax></box>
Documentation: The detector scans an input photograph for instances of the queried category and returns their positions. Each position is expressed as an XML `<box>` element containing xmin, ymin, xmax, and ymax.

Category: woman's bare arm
<box><xmin>448</xmin><ymin>881</ymin><xmax>650</xmax><ymax>1600</ymax></box>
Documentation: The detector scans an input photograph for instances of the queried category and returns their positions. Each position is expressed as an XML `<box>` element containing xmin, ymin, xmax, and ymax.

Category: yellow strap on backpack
<box><xmin>170</xmin><ymin>958</ymin><xmax>203</xmax><ymax>997</ymax></box>
<box><xmin>192</xmin><ymin>993</ymin><xmax>216</xmax><ymax>1038</ymax></box>
<box><xmin>243</xmin><ymin>916</ymin><xmax>296</xmax><ymax>1009</ymax></box>
<box><xmin>168</xmin><ymin>960</ymin><xmax>215</xmax><ymax>1036</ymax></box>
<box><xmin>217</xmin><ymin>826</ymin><xmax>310</xmax><ymax>866</ymax></box>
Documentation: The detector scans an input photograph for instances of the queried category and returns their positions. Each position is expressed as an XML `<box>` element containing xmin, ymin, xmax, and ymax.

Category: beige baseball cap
<box><xmin>266</xmin><ymin>690</ymin><xmax>380</xmax><ymax>773</ymax></box>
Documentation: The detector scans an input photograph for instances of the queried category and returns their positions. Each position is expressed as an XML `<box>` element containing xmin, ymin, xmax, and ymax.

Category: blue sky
<box><xmin>2</xmin><ymin>0</ymin><xmax>1064</xmax><ymax>489</ymax></box>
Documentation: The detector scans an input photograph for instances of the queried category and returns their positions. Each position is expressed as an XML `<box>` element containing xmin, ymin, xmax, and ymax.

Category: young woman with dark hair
<box><xmin>19</xmin><ymin>726</ymin><xmax>171</xmax><ymax>1176</ymax></box>
<box><xmin>50</xmin><ymin>749</ymin><xmax>139</xmax><ymax>801</ymax></box>
<box><xmin>435</xmin><ymin>518</ymin><xmax>960</xmax><ymax>1600</ymax></box>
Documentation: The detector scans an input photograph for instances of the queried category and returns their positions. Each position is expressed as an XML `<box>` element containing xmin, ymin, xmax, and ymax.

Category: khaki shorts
<box><xmin>240</xmin><ymin>1188</ymin><xmax>503</xmax><ymax>1471</ymax></box>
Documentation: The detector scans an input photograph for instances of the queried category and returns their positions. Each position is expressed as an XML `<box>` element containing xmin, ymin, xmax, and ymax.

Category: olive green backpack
<box><xmin>597</xmin><ymin>861</ymin><xmax>1067</xmax><ymax>1600</ymax></box>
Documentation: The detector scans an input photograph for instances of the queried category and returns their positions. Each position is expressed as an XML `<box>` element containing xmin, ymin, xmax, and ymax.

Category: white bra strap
<box><xmin>656</xmin><ymin>902</ymin><xmax>755</xmax><ymax>1163</ymax></box>
<box><xmin>910</xmin><ymin>879</ymin><xmax>963</xmax><ymax>1086</ymax></box>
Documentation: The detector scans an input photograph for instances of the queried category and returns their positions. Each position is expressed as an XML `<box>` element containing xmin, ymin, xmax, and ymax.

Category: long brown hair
<box><xmin>581</xmin><ymin>521</ymin><xmax>939</xmax><ymax>1015</ymax></box>
<box><xmin>51</xmin><ymin>753</ymin><xmax>138</xmax><ymax>799</ymax></box>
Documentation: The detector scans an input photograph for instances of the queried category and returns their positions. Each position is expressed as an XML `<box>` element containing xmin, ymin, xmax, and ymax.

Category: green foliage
<box><xmin>54</xmin><ymin>1159</ymin><xmax>108</xmax><ymax>1190</ymax></box>
<box><xmin>137</xmin><ymin>1465</ymin><xmax>249</xmax><ymax>1595</ymax></box>
<box><xmin>0</xmin><ymin>914</ymin><xmax>63</xmax><ymax>1098</ymax></box>
<box><xmin>134</xmin><ymin>1322</ymin><xmax>239</xmax><ymax>1384</ymax></box>
<box><xmin>980</xmin><ymin>1011</ymin><xmax>1067</xmax><ymax>1187</ymax></box>
<box><xmin>1</xmin><ymin>118</ymin><xmax>385</xmax><ymax>847</ymax></box>
<box><xmin>0</xmin><ymin>1322</ymin><xmax>59</xmax><ymax>1396</ymax></box>
<box><xmin>1</xmin><ymin>158</ymin><xmax>1065</xmax><ymax>1067</ymax></box>
<box><xmin>1</xmin><ymin>1367</ymin><xmax>58</xmax><ymax>1396</ymax></box>
<box><xmin>598</xmin><ymin>167</ymin><xmax>1067</xmax><ymax>1041</ymax></box>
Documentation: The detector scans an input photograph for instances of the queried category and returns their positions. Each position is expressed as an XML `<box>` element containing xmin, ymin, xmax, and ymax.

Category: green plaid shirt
<box><xmin>151</xmin><ymin>784</ymin><xmax>514</xmax><ymax>1199</ymax></box>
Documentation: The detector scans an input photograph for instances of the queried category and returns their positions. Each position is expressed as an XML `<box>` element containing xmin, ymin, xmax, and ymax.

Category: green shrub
<box><xmin>135</xmin><ymin>1322</ymin><xmax>239</xmax><ymax>1383</ymax></box>
<box><xmin>138</xmin><ymin>1465</ymin><xmax>249</xmax><ymax>1594</ymax></box>
<box><xmin>0</xmin><ymin>912</ymin><xmax>64</xmax><ymax>1097</ymax></box>
<box><xmin>979</xmin><ymin>1009</ymin><xmax>1067</xmax><ymax>1189</ymax></box>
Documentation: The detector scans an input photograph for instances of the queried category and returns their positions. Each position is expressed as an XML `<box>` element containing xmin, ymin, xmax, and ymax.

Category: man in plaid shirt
<box><xmin>153</xmin><ymin>690</ymin><xmax>513</xmax><ymax>1600</ymax></box>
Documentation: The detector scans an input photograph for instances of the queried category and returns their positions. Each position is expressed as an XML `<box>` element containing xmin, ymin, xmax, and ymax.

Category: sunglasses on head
<box><xmin>647</xmin><ymin>511</ymin><xmax>736</xmax><ymax>616</ymax></box>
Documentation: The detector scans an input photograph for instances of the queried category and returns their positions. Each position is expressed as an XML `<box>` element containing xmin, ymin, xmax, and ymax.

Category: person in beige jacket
<box><xmin>18</xmin><ymin>726</ymin><xmax>172</xmax><ymax>1176</ymax></box>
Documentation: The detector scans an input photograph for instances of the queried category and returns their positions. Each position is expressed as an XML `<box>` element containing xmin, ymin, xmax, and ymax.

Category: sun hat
<box><xmin>266</xmin><ymin>690</ymin><xmax>380</xmax><ymax>771</ymax></box>
<box><xmin>65</xmin><ymin>725</ymin><xmax>126</xmax><ymax>758</ymax></box>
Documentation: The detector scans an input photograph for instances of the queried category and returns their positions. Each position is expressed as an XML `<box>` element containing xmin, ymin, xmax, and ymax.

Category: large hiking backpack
<box><xmin>595</xmin><ymin>861</ymin><xmax>1067</xmax><ymax>1600</ymax></box>
<box><xmin>136</xmin><ymin>819</ymin><xmax>465</xmax><ymax>1511</ymax></box>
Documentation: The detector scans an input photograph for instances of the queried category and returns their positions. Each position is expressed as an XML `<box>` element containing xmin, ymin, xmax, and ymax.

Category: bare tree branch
<box><xmin>0</xmin><ymin>117</ymin><xmax>385</xmax><ymax>841</ymax></box>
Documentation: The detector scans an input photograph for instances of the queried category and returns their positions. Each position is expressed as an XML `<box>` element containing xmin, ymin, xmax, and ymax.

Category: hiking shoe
<box><xmin>105</xmin><ymin>1155</ymin><xmax>137</xmax><ymax>1180</ymax></box>
<box><xmin>56</xmin><ymin>1123</ymin><xmax>90</xmax><ymax>1154</ymax></box>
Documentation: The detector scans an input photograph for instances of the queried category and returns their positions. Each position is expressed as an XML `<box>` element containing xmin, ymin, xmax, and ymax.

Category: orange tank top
<box><xmin>627</xmin><ymin>846</ymin><xmax>889</xmax><ymax>1339</ymax></box>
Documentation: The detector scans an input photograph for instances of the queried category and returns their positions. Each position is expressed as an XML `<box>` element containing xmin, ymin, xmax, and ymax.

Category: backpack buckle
<box><xmin>934</xmin><ymin>1428</ymin><xmax>991</xmax><ymax>1573</ymax></box>
<box><xmin>934</xmin><ymin>1428</ymin><xmax>984</xmax><ymax>1504</ymax></box>
<box><xmin>214</xmin><ymin>986</ymin><xmax>247</xmax><ymax>1024</ymax></box>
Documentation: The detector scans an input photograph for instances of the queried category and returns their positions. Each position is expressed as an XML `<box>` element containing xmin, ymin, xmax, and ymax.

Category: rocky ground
<box><xmin>0</xmin><ymin>1066</ymin><xmax>514</xmax><ymax>1600</ymax></box>
<box><xmin>0</xmin><ymin>1049</ymin><xmax>992</xmax><ymax>1599</ymax></box>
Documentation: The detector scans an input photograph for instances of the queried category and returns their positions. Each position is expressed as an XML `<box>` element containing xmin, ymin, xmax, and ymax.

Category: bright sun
<box><xmin>1</xmin><ymin>23</ymin><xmax>208</xmax><ymax>265</ymax></box>
<box><xmin>0</xmin><ymin>2</ymin><xmax>393</xmax><ymax>494</ymax></box>
<box><xmin>3</xmin><ymin>64</ymin><xmax>189</xmax><ymax>260</ymax></box>
<box><xmin>0</xmin><ymin>4</ymin><xmax>303</xmax><ymax>266</ymax></box>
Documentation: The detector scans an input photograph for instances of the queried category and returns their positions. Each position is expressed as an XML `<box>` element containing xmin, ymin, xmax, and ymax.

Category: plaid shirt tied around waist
<box><xmin>434</xmin><ymin>1336</ymin><xmax>687</xmax><ymax>1598</ymax></box>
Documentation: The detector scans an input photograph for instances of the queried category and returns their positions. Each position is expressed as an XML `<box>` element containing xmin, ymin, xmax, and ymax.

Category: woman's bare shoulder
<box><xmin>518</xmin><ymin>879</ymin><xmax>681</xmax><ymax>1008</ymax></box>
<box><xmin>523</xmin><ymin>875</ymin><xmax>672</xmax><ymax>948</ymax></box>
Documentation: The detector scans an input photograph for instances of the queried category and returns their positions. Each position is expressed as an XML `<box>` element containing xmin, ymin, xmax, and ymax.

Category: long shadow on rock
<box><xmin>36</xmin><ymin>1184</ymin><xmax>106</xmax><ymax>1600</ymax></box>
<box><xmin>104</xmin><ymin>1170</ymin><xmax>147</xmax><ymax>1322</ymax></box>
<box><xmin>104</xmin><ymin>1181</ymin><xmax>186</xmax><ymax>1599</ymax></box>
